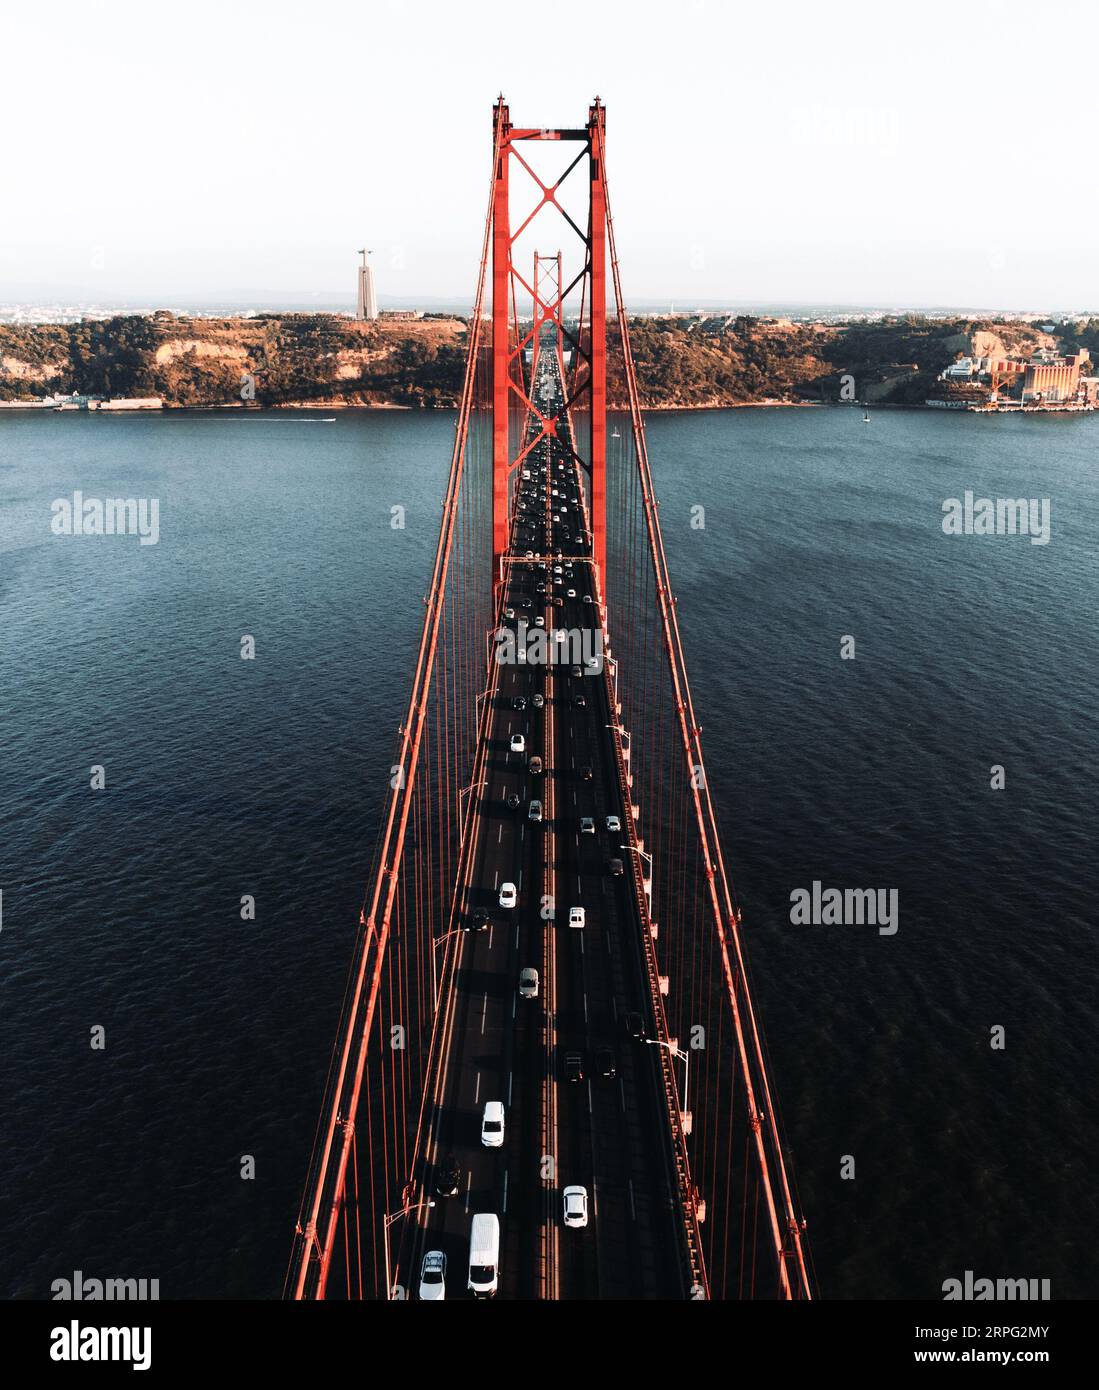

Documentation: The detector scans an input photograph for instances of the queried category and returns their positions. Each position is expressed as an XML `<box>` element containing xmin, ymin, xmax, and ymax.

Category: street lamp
<box><xmin>604</xmin><ymin>654</ymin><xmax>619</xmax><ymax>708</ymax></box>
<box><xmin>646</xmin><ymin>1038</ymin><xmax>691</xmax><ymax>1136</ymax></box>
<box><xmin>606</xmin><ymin>722</ymin><xmax>633</xmax><ymax>789</ymax></box>
<box><xmin>430</xmin><ymin>926</ymin><xmax>463</xmax><ymax>1011</ymax></box>
<box><xmin>458</xmin><ymin>779</ymin><xmax>487</xmax><ymax>848</ymax></box>
<box><xmin>383</xmin><ymin>1198</ymin><xmax>436</xmax><ymax>1301</ymax></box>
<box><xmin>619</xmin><ymin>842</ymin><xmax>653</xmax><ymax>903</ymax></box>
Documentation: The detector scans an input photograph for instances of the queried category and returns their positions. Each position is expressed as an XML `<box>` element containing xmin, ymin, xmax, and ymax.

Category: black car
<box><xmin>435</xmin><ymin>1155</ymin><xmax>461</xmax><ymax>1197</ymax></box>
<box><xmin>506</xmin><ymin>793</ymin><xmax>521</xmax><ymax>810</ymax></box>
<box><xmin>595</xmin><ymin>1048</ymin><xmax>617</xmax><ymax>1080</ymax></box>
<box><xmin>624</xmin><ymin>1011</ymin><xmax>646</xmax><ymax>1041</ymax></box>
<box><xmin>608</xmin><ymin>857</ymin><xmax>624</xmax><ymax>877</ymax></box>
<box><xmin>513</xmin><ymin>695</ymin><xmax>527</xmax><ymax>711</ymax></box>
<box><xmin>573</xmin><ymin>694</ymin><xmax>586</xmax><ymax>709</ymax></box>
<box><xmin>564</xmin><ymin>1051</ymin><xmax>584</xmax><ymax>1083</ymax></box>
<box><xmin>466</xmin><ymin>911</ymin><xmax>491</xmax><ymax>933</ymax></box>
<box><xmin>580</xmin><ymin>764</ymin><xmax>593</xmax><ymax>781</ymax></box>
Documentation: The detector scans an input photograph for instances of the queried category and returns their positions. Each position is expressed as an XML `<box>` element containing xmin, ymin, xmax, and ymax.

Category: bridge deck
<box><xmin>401</xmin><ymin>350</ymin><xmax>686</xmax><ymax>1299</ymax></box>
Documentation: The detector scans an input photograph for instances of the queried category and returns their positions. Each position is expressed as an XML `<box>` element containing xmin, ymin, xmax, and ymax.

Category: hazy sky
<box><xmin>5</xmin><ymin>0</ymin><xmax>1097</xmax><ymax>310</ymax></box>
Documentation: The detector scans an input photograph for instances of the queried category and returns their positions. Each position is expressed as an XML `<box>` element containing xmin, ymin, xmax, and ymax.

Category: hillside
<box><xmin>1</xmin><ymin>311</ymin><xmax>1089</xmax><ymax>409</ymax></box>
<box><xmin>0</xmin><ymin>313</ymin><xmax>467</xmax><ymax>408</ymax></box>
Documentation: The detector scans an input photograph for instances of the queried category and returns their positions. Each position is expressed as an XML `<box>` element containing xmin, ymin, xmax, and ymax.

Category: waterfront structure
<box><xmin>356</xmin><ymin>249</ymin><xmax>378</xmax><ymax>321</ymax></box>
<box><xmin>933</xmin><ymin>344</ymin><xmax>1093</xmax><ymax>410</ymax></box>
<box><xmin>1022</xmin><ymin>349</ymin><xmax>1090</xmax><ymax>404</ymax></box>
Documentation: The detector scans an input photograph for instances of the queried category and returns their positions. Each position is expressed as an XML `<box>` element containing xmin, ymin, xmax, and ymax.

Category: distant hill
<box><xmin>0</xmin><ymin>313</ymin><xmax>467</xmax><ymax>408</ymax></box>
<box><xmin>2</xmin><ymin>311</ymin><xmax>1092</xmax><ymax>409</ymax></box>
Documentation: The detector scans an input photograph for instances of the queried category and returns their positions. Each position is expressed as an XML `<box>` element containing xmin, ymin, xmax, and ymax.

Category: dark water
<box><xmin>1</xmin><ymin>405</ymin><xmax>1096</xmax><ymax>1300</ymax></box>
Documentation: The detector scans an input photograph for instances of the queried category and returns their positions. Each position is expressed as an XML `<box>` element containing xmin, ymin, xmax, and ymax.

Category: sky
<box><xmin>5</xmin><ymin>0</ymin><xmax>1098</xmax><ymax>312</ymax></box>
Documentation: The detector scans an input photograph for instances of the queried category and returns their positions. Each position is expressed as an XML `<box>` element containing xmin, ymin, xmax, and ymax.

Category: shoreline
<box><xmin>2</xmin><ymin>396</ymin><xmax>1096</xmax><ymax>417</ymax></box>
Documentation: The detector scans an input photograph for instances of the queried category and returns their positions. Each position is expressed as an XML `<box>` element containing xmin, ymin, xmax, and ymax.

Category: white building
<box><xmin>356</xmin><ymin>249</ymin><xmax>378</xmax><ymax>321</ymax></box>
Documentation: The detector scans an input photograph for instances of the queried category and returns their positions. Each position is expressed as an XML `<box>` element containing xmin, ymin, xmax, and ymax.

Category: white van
<box><xmin>468</xmin><ymin>1213</ymin><xmax>500</xmax><ymax>1298</ymax></box>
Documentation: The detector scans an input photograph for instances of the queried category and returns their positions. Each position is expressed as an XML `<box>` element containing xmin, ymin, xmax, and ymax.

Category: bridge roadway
<box><xmin>403</xmin><ymin>354</ymin><xmax>687</xmax><ymax>1300</ymax></box>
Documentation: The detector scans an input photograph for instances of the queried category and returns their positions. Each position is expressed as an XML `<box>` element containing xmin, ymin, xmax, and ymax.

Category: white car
<box><xmin>563</xmin><ymin>1186</ymin><xmax>589</xmax><ymax>1229</ymax></box>
<box><xmin>569</xmin><ymin>906</ymin><xmax>585</xmax><ymax>929</ymax></box>
<box><xmin>583</xmin><ymin>594</ymin><xmax>593</xmax><ymax>604</ymax></box>
<box><xmin>528</xmin><ymin>800</ymin><xmax>543</xmax><ymax>822</ymax></box>
<box><xmin>580</xmin><ymin>817</ymin><xmax>595</xmax><ymax>835</ymax></box>
<box><xmin>419</xmin><ymin>1250</ymin><xmax>447</xmax><ymax>1300</ymax></box>
<box><xmin>518</xmin><ymin>967</ymin><xmax>539</xmax><ymax>999</ymax></box>
<box><xmin>606</xmin><ymin>815</ymin><xmax>621</xmax><ymax>833</ymax></box>
<box><xmin>567</xmin><ymin>589</ymin><xmax>576</xmax><ymax>598</ymax></box>
<box><xmin>534</xmin><ymin>615</ymin><xmax>545</xmax><ymax>627</ymax></box>
<box><xmin>499</xmin><ymin>882</ymin><xmax>517</xmax><ymax>909</ymax></box>
<box><xmin>481</xmin><ymin>1100</ymin><xmax>505</xmax><ymax>1148</ymax></box>
<box><xmin>510</xmin><ymin>733</ymin><xmax>525</xmax><ymax>754</ymax></box>
<box><xmin>505</xmin><ymin>607</ymin><xmax>515</xmax><ymax>620</ymax></box>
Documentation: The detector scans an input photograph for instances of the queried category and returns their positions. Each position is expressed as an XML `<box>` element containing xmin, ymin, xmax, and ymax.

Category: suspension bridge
<box><xmin>285</xmin><ymin>98</ymin><xmax>813</xmax><ymax>1302</ymax></box>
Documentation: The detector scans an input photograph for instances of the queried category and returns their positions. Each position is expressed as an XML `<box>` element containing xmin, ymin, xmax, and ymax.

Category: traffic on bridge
<box><xmin>286</xmin><ymin>99</ymin><xmax>812</xmax><ymax>1303</ymax></box>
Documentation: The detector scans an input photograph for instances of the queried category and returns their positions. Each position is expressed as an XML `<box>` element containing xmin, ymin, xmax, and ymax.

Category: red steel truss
<box><xmin>286</xmin><ymin>97</ymin><xmax>812</xmax><ymax>1303</ymax></box>
<box><xmin>490</xmin><ymin>99</ymin><xmax>607</xmax><ymax>598</ymax></box>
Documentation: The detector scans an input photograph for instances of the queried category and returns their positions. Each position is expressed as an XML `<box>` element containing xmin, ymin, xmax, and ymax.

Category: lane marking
<box><xmin>480</xmin><ymin>993</ymin><xmax>488</xmax><ymax>1036</ymax></box>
